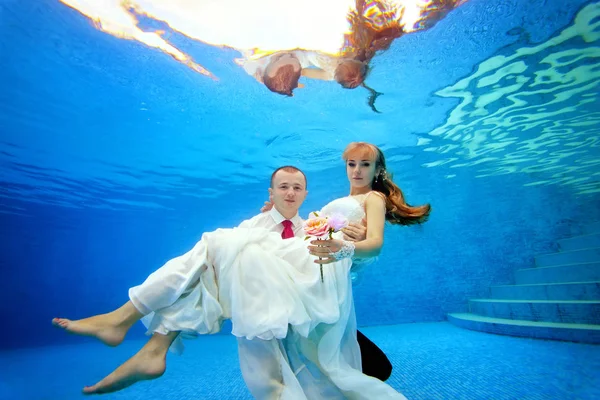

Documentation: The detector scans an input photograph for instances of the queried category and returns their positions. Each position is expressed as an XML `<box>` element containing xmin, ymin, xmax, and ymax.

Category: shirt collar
<box><xmin>269</xmin><ymin>207</ymin><xmax>302</xmax><ymax>228</ymax></box>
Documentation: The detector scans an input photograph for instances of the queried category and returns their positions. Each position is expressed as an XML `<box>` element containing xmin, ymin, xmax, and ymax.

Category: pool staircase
<box><xmin>448</xmin><ymin>221</ymin><xmax>600</xmax><ymax>344</ymax></box>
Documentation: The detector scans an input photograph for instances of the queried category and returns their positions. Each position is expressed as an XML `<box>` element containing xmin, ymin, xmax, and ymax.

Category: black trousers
<box><xmin>357</xmin><ymin>330</ymin><xmax>393</xmax><ymax>381</ymax></box>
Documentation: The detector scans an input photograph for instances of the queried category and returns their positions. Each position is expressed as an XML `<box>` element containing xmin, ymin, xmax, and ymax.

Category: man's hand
<box><xmin>341</xmin><ymin>218</ymin><xmax>367</xmax><ymax>242</ymax></box>
<box><xmin>308</xmin><ymin>239</ymin><xmax>343</xmax><ymax>265</ymax></box>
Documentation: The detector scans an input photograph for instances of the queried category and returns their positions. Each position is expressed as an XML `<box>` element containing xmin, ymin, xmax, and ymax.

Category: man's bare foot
<box><xmin>82</xmin><ymin>345</ymin><xmax>167</xmax><ymax>394</ymax></box>
<box><xmin>52</xmin><ymin>315</ymin><xmax>128</xmax><ymax>347</ymax></box>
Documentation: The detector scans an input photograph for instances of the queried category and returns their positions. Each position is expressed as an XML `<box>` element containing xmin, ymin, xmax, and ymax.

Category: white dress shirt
<box><xmin>238</xmin><ymin>207</ymin><xmax>305</xmax><ymax>238</ymax></box>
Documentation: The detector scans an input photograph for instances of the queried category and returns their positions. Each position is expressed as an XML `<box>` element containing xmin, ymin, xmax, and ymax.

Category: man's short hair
<box><xmin>270</xmin><ymin>166</ymin><xmax>307</xmax><ymax>189</ymax></box>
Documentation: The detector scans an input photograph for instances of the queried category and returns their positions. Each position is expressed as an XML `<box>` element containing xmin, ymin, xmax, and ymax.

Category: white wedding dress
<box><xmin>134</xmin><ymin>196</ymin><xmax>407</xmax><ymax>399</ymax></box>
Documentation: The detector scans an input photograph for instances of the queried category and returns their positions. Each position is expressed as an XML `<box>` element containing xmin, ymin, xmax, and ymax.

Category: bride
<box><xmin>53</xmin><ymin>142</ymin><xmax>430</xmax><ymax>399</ymax></box>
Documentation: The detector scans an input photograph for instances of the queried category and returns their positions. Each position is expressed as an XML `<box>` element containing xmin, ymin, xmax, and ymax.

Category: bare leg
<box><xmin>52</xmin><ymin>301</ymin><xmax>143</xmax><ymax>347</ymax></box>
<box><xmin>83</xmin><ymin>331</ymin><xmax>179</xmax><ymax>395</ymax></box>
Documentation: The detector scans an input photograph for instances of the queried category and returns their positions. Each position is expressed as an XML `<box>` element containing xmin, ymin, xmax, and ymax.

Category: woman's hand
<box><xmin>260</xmin><ymin>193</ymin><xmax>274</xmax><ymax>213</ymax></box>
<box><xmin>260</xmin><ymin>201</ymin><xmax>274</xmax><ymax>213</ymax></box>
<box><xmin>308</xmin><ymin>239</ymin><xmax>344</xmax><ymax>264</ymax></box>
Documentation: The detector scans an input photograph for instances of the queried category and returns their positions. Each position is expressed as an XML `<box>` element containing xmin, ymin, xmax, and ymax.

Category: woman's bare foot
<box><xmin>52</xmin><ymin>301</ymin><xmax>143</xmax><ymax>347</ymax></box>
<box><xmin>82</xmin><ymin>331</ymin><xmax>177</xmax><ymax>395</ymax></box>
<box><xmin>52</xmin><ymin>315</ymin><xmax>128</xmax><ymax>347</ymax></box>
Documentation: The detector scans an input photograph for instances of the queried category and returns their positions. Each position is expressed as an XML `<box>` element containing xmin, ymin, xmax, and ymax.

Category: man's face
<box><xmin>269</xmin><ymin>170</ymin><xmax>307</xmax><ymax>217</ymax></box>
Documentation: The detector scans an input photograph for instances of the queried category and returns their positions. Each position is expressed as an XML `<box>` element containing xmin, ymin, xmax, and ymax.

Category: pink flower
<box><xmin>327</xmin><ymin>213</ymin><xmax>348</xmax><ymax>232</ymax></box>
<box><xmin>303</xmin><ymin>215</ymin><xmax>330</xmax><ymax>238</ymax></box>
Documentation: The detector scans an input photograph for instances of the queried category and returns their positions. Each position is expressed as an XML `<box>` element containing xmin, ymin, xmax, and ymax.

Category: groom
<box><xmin>237</xmin><ymin>165</ymin><xmax>392</xmax><ymax>398</ymax></box>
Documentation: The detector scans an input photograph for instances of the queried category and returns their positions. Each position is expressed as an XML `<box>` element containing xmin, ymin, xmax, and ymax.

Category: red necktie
<box><xmin>281</xmin><ymin>220</ymin><xmax>294</xmax><ymax>239</ymax></box>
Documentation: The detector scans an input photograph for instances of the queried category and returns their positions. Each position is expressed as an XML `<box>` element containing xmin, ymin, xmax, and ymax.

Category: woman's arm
<box><xmin>301</xmin><ymin>68</ymin><xmax>334</xmax><ymax>81</ymax></box>
<box><xmin>351</xmin><ymin>193</ymin><xmax>386</xmax><ymax>258</ymax></box>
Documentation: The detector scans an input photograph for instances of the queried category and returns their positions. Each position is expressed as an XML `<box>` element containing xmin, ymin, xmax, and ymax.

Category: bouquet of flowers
<box><xmin>303</xmin><ymin>212</ymin><xmax>349</xmax><ymax>282</ymax></box>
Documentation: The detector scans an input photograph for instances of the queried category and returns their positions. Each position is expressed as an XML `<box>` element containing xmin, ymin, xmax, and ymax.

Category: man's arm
<box><xmin>342</xmin><ymin>218</ymin><xmax>367</xmax><ymax>242</ymax></box>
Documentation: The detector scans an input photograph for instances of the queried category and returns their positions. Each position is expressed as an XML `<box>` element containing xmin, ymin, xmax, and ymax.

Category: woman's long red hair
<box><xmin>343</xmin><ymin>142</ymin><xmax>431</xmax><ymax>225</ymax></box>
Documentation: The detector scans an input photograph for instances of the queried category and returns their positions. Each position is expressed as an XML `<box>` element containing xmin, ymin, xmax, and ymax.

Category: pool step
<box><xmin>490</xmin><ymin>281</ymin><xmax>600</xmax><ymax>300</ymax></box>
<box><xmin>558</xmin><ymin>233</ymin><xmax>600</xmax><ymax>252</ymax></box>
<box><xmin>515</xmin><ymin>263</ymin><xmax>600</xmax><ymax>285</ymax></box>
<box><xmin>468</xmin><ymin>299</ymin><xmax>600</xmax><ymax>324</ymax></box>
<box><xmin>449</xmin><ymin>222</ymin><xmax>600</xmax><ymax>343</ymax></box>
<box><xmin>535</xmin><ymin>248</ymin><xmax>600</xmax><ymax>268</ymax></box>
<box><xmin>582</xmin><ymin>221</ymin><xmax>600</xmax><ymax>235</ymax></box>
<box><xmin>448</xmin><ymin>313</ymin><xmax>600</xmax><ymax>344</ymax></box>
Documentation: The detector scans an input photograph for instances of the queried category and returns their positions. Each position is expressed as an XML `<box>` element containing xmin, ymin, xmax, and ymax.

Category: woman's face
<box><xmin>346</xmin><ymin>153</ymin><xmax>378</xmax><ymax>190</ymax></box>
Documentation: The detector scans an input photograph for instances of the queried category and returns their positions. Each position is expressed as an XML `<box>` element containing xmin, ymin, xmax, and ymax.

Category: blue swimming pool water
<box><xmin>1</xmin><ymin>0</ymin><xmax>599</xmax><ymax>398</ymax></box>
